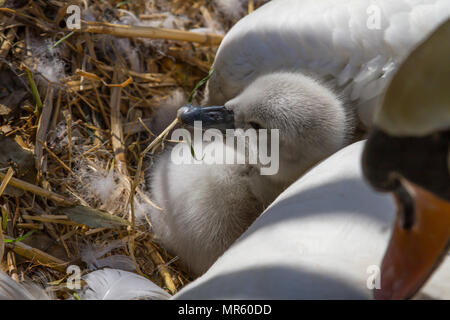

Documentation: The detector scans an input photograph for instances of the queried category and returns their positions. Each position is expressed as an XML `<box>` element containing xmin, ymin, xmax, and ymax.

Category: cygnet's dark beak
<box><xmin>177</xmin><ymin>104</ymin><xmax>235</xmax><ymax>131</ymax></box>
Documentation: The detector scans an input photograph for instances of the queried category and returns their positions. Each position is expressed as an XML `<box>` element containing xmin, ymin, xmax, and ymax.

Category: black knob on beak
<box><xmin>177</xmin><ymin>104</ymin><xmax>235</xmax><ymax>131</ymax></box>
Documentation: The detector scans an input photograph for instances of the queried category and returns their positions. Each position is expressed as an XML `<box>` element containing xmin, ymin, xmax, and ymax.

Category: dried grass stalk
<box><xmin>81</xmin><ymin>21</ymin><xmax>223</xmax><ymax>46</ymax></box>
<box><xmin>0</xmin><ymin>173</ymin><xmax>73</xmax><ymax>206</ymax></box>
<box><xmin>4</xmin><ymin>236</ymin><xmax>68</xmax><ymax>272</ymax></box>
<box><xmin>146</xmin><ymin>241</ymin><xmax>177</xmax><ymax>294</ymax></box>
<box><xmin>0</xmin><ymin>167</ymin><xmax>14</xmax><ymax>197</ymax></box>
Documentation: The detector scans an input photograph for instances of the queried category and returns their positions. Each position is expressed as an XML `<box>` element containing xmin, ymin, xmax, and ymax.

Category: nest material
<box><xmin>0</xmin><ymin>0</ymin><xmax>268</xmax><ymax>298</ymax></box>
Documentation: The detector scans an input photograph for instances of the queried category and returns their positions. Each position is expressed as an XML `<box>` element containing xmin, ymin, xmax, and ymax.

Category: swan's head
<box><xmin>179</xmin><ymin>72</ymin><xmax>352</xmax><ymax>184</ymax></box>
<box><xmin>362</xmin><ymin>19</ymin><xmax>450</xmax><ymax>300</ymax></box>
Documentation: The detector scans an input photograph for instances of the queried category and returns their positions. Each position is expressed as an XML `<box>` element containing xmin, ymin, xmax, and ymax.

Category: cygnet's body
<box><xmin>146</xmin><ymin>0</ymin><xmax>450</xmax><ymax>275</ymax></box>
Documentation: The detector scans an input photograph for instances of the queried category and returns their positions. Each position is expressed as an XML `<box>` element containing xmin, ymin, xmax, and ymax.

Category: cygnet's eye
<box><xmin>248</xmin><ymin>121</ymin><xmax>263</xmax><ymax>130</ymax></box>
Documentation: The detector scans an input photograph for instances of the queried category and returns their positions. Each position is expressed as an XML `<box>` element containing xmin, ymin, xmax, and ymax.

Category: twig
<box><xmin>0</xmin><ymin>172</ymin><xmax>73</xmax><ymax>206</ymax></box>
<box><xmin>0</xmin><ymin>28</ymin><xmax>16</xmax><ymax>68</ymax></box>
<box><xmin>62</xmin><ymin>107</ymin><xmax>72</xmax><ymax>167</ymax></box>
<box><xmin>5</xmin><ymin>236</ymin><xmax>68</xmax><ymax>273</ymax></box>
<box><xmin>80</xmin><ymin>21</ymin><xmax>223</xmax><ymax>46</ymax></box>
<box><xmin>16</xmin><ymin>223</ymin><xmax>43</xmax><ymax>230</ymax></box>
<box><xmin>37</xmin><ymin>139</ymin><xmax>73</xmax><ymax>174</ymax></box>
<box><xmin>94</xmin><ymin>63</ymin><xmax>176</xmax><ymax>83</ymax></box>
<box><xmin>0</xmin><ymin>167</ymin><xmax>14</xmax><ymax>197</ymax></box>
<box><xmin>128</xmin><ymin>117</ymin><xmax>179</xmax><ymax>215</ymax></box>
<box><xmin>75</xmin><ymin>69</ymin><xmax>133</xmax><ymax>88</ymax></box>
<box><xmin>109</xmin><ymin>68</ymin><xmax>143</xmax><ymax>275</ymax></box>
<box><xmin>35</xmin><ymin>85</ymin><xmax>54</xmax><ymax>176</ymax></box>
<box><xmin>91</xmin><ymin>81</ymin><xmax>110</xmax><ymax>128</ymax></box>
<box><xmin>248</xmin><ymin>0</ymin><xmax>255</xmax><ymax>13</ymax></box>
<box><xmin>146</xmin><ymin>241</ymin><xmax>177</xmax><ymax>294</ymax></box>
<box><xmin>123</xmin><ymin>117</ymin><xmax>154</xmax><ymax>136</ymax></box>
<box><xmin>109</xmin><ymin>68</ymin><xmax>129</xmax><ymax>177</ymax></box>
<box><xmin>7</xmin><ymin>251</ymin><xmax>19</xmax><ymax>281</ymax></box>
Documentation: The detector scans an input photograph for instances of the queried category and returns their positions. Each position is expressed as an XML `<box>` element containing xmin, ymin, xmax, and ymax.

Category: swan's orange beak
<box><xmin>375</xmin><ymin>179</ymin><xmax>450</xmax><ymax>300</ymax></box>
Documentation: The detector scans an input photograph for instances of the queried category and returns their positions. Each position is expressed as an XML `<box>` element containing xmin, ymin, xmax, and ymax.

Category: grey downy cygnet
<box><xmin>146</xmin><ymin>72</ymin><xmax>355</xmax><ymax>276</ymax></box>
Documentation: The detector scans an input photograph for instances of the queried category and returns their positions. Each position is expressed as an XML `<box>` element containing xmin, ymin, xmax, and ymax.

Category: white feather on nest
<box><xmin>214</xmin><ymin>0</ymin><xmax>249</xmax><ymax>19</ymax></box>
<box><xmin>80</xmin><ymin>240</ymin><xmax>136</xmax><ymax>272</ymax></box>
<box><xmin>80</xmin><ymin>269</ymin><xmax>171</xmax><ymax>300</ymax></box>
<box><xmin>27</xmin><ymin>38</ymin><xmax>66</xmax><ymax>83</ymax></box>
<box><xmin>0</xmin><ymin>269</ymin><xmax>171</xmax><ymax>300</ymax></box>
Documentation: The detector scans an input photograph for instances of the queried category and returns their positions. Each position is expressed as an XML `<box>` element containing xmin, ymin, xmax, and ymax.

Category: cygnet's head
<box><xmin>229</xmin><ymin>72</ymin><xmax>352</xmax><ymax>182</ymax></box>
<box><xmin>179</xmin><ymin>72</ymin><xmax>353</xmax><ymax>185</ymax></box>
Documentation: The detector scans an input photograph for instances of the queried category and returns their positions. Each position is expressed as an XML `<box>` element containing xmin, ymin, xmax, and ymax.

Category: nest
<box><xmin>0</xmin><ymin>0</ymin><xmax>267</xmax><ymax>298</ymax></box>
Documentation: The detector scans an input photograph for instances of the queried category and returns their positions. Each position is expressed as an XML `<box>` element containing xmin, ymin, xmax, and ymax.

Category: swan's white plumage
<box><xmin>206</xmin><ymin>0</ymin><xmax>450</xmax><ymax>126</ymax></box>
<box><xmin>173</xmin><ymin>141</ymin><xmax>450</xmax><ymax>299</ymax></box>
